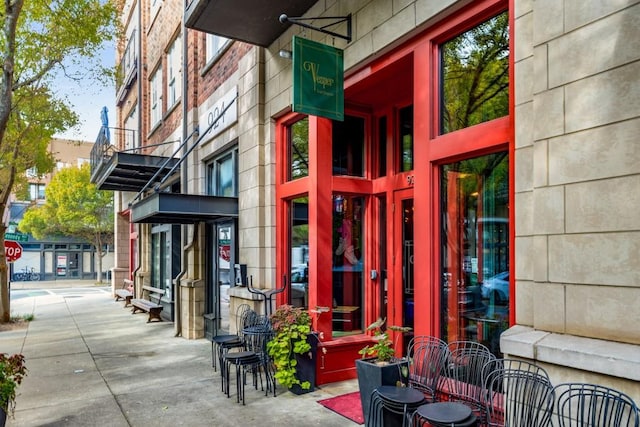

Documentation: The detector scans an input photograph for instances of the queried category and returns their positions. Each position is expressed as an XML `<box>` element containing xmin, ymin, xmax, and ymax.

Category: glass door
<box><xmin>392</xmin><ymin>190</ymin><xmax>414</xmax><ymax>349</ymax></box>
<box><xmin>206</xmin><ymin>221</ymin><xmax>236</xmax><ymax>337</ymax></box>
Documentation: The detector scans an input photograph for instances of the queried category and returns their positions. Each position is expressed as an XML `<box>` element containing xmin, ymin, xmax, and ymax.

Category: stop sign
<box><xmin>5</xmin><ymin>240</ymin><xmax>23</xmax><ymax>262</ymax></box>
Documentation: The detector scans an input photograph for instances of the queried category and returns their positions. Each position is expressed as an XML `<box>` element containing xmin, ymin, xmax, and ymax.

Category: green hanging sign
<box><xmin>292</xmin><ymin>36</ymin><xmax>344</xmax><ymax>121</ymax></box>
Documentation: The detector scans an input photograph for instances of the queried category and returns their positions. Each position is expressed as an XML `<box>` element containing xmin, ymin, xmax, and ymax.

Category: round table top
<box><xmin>417</xmin><ymin>401</ymin><xmax>472</xmax><ymax>424</ymax></box>
<box><xmin>376</xmin><ymin>385</ymin><xmax>426</xmax><ymax>404</ymax></box>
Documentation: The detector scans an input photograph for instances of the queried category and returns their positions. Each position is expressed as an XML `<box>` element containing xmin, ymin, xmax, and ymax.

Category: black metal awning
<box><xmin>184</xmin><ymin>0</ymin><xmax>316</xmax><ymax>47</ymax></box>
<box><xmin>92</xmin><ymin>152</ymin><xmax>180</xmax><ymax>192</ymax></box>
<box><xmin>130</xmin><ymin>193</ymin><xmax>238</xmax><ymax>224</ymax></box>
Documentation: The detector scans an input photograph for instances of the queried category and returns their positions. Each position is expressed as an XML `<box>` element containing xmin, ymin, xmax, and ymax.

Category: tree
<box><xmin>0</xmin><ymin>0</ymin><xmax>118</xmax><ymax>322</ymax></box>
<box><xmin>19</xmin><ymin>164</ymin><xmax>114</xmax><ymax>283</ymax></box>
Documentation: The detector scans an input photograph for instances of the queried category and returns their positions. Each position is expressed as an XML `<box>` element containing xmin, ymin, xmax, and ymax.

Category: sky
<box><xmin>53</xmin><ymin>43</ymin><xmax>117</xmax><ymax>143</ymax></box>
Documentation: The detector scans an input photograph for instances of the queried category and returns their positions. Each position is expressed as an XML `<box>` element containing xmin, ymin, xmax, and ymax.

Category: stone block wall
<box><xmin>506</xmin><ymin>0</ymin><xmax>640</xmax><ymax>399</ymax></box>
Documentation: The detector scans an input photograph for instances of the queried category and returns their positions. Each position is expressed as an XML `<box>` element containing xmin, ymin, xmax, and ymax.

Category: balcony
<box><xmin>184</xmin><ymin>0</ymin><xmax>316</xmax><ymax>47</ymax></box>
<box><xmin>90</xmin><ymin>127</ymin><xmax>179</xmax><ymax>193</ymax></box>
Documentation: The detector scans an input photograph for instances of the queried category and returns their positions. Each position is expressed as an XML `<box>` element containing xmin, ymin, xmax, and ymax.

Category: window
<box><xmin>376</xmin><ymin>117</ymin><xmax>387</xmax><ymax>178</ymax></box>
<box><xmin>167</xmin><ymin>35</ymin><xmax>182</xmax><ymax>108</ymax></box>
<box><xmin>440</xmin><ymin>12</ymin><xmax>509</xmax><ymax>134</ymax></box>
<box><xmin>289</xmin><ymin>117</ymin><xmax>309</xmax><ymax>180</ymax></box>
<box><xmin>206</xmin><ymin>34</ymin><xmax>229</xmax><ymax>63</ymax></box>
<box><xmin>333</xmin><ymin>115</ymin><xmax>365</xmax><ymax>177</ymax></box>
<box><xmin>120</xmin><ymin>30</ymin><xmax>137</xmax><ymax>83</ymax></box>
<box><xmin>29</xmin><ymin>183</ymin><xmax>46</xmax><ymax>200</ymax></box>
<box><xmin>440</xmin><ymin>152</ymin><xmax>509</xmax><ymax>356</ymax></box>
<box><xmin>152</xmin><ymin>229</ymin><xmax>169</xmax><ymax>295</ymax></box>
<box><xmin>332</xmin><ymin>194</ymin><xmax>364</xmax><ymax>336</ymax></box>
<box><xmin>207</xmin><ymin>149</ymin><xmax>238</xmax><ymax>197</ymax></box>
<box><xmin>150</xmin><ymin>67</ymin><xmax>162</xmax><ymax>127</ymax></box>
<box><xmin>26</xmin><ymin>167</ymin><xmax>38</xmax><ymax>178</ymax></box>
<box><xmin>290</xmin><ymin>196</ymin><xmax>309</xmax><ymax>308</ymax></box>
<box><xmin>399</xmin><ymin>106</ymin><xmax>413</xmax><ymax>172</ymax></box>
<box><xmin>124</xmin><ymin>105</ymin><xmax>138</xmax><ymax>151</ymax></box>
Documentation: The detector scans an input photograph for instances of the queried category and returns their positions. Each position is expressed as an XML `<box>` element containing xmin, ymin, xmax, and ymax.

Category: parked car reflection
<box><xmin>480</xmin><ymin>271</ymin><xmax>509</xmax><ymax>304</ymax></box>
<box><xmin>291</xmin><ymin>264</ymin><xmax>308</xmax><ymax>307</ymax></box>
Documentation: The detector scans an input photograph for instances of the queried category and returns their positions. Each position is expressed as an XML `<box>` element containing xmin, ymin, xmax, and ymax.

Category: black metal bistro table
<box><xmin>410</xmin><ymin>401</ymin><xmax>478</xmax><ymax>427</ymax></box>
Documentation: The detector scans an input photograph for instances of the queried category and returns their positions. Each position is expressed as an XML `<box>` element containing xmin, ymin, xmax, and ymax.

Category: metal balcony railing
<box><xmin>90</xmin><ymin>126</ymin><xmax>138</xmax><ymax>185</ymax></box>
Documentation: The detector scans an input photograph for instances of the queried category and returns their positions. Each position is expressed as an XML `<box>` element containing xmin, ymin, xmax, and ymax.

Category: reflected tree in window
<box><xmin>440</xmin><ymin>12</ymin><xmax>509</xmax><ymax>134</ymax></box>
<box><xmin>290</xmin><ymin>118</ymin><xmax>309</xmax><ymax>180</ymax></box>
<box><xmin>440</xmin><ymin>152</ymin><xmax>509</xmax><ymax>356</ymax></box>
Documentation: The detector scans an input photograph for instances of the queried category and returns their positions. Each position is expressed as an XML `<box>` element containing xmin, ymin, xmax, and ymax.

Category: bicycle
<box><xmin>13</xmin><ymin>267</ymin><xmax>40</xmax><ymax>281</ymax></box>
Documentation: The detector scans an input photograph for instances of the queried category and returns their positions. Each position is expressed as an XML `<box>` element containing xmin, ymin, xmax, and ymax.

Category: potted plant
<box><xmin>1</xmin><ymin>353</ymin><xmax>27</xmax><ymax>426</ymax></box>
<box><xmin>267</xmin><ymin>304</ymin><xmax>318</xmax><ymax>395</ymax></box>
<box><xmin>356</xmin><ymin>318</ymin><xmax>411</xmax><ymax>423</ymax></box>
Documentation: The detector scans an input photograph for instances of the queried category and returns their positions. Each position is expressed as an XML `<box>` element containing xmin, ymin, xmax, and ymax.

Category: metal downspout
<box><xmin>133</xmin><ymin>0</ymin><xmax>143</xmax><ymax>298</ymax></box>
<box><xmin>175</xmin><ymin>4</ymin><xmax>190</xmax><ymax>337</ymax></box>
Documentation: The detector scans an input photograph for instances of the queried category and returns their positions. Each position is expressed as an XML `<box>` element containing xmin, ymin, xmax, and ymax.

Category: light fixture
<box><xmin>278</xmin><ymin>49</ymin><xmax>292</xmax><ymax>60</ymax></box>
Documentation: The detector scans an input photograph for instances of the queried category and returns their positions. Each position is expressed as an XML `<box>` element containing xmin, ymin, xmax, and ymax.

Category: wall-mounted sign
<box><xmin>199</xmin><ymin>86</ymin><xmax>238</xmax><ymax>141</ymax></box>
<box><xmin>292</xmin><ymin>36</ymin><xmax>344</xmax><ymax>121</ymax></box>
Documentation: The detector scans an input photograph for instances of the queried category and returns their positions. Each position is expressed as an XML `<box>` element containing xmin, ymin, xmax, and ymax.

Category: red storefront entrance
<box><xmin>275</xmin><ymin>0</ymin><xmax>513</xmax><ymax>384</ymax></box>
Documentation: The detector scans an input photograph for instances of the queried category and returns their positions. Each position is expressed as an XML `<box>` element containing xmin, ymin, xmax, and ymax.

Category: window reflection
<box><xmin>440</xmin><ymin>152</ymin><xmax>509</xmax><ymax>356</ymax></box>
<box><xmin>332</xmin><ymin>194</ymin><xmax>364</xmax><ymax>336</ymax></box>
<box><xmin>399</xmin><ymin>106</ymin><xmax>413</xmax><ymax>172</ymax></box>
<box><xmin>289</xmin><ymin>118</ymin><xmax>309</xmax><ymax>180</ymax></box>
<box><xmin>440</xmin><ymin>12</ymin><xmax>509</xmax><ymax>134</ymax></box>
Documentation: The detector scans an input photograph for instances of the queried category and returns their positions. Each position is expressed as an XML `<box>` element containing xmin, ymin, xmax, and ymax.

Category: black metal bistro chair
<box><xmin>367</xmin><ymin>385</ymin><xmax>427</xmax><ymax>427</ymax></box>
<box><xmin>407</xmin><ymin>335</ymin><xmax>450</xmax><ymax>402</ymax></box>
<box><xmin>553</xmin><ymin>382</ymin><xmax>640</xmax><ymax>427</ymax></box>
<box><xmin>221</xmin><ymin>315</ymin><xmax>274</xmax><ymax>404</ymax></box>
<box><xmin>210</xmin><ymin>303</ymin><xmax>252</xmax><ymax>372</ymax></box>
<box><xmin>482</xmin><ymin>359</ymin><xmax>555</xmax><ymax>427</ymax></box>
<box><xmin>441</xmin><ymin>341</ymin><xmax>496</xmax><ymax>425</ymax></box>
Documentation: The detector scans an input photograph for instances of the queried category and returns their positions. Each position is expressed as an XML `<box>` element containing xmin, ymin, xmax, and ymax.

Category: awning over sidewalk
<box><xmin>184</xmin><ymin>0</ymin><xmax>315</xmax><ymax>47</ymax></box>
<box><xmin>130</xmin><ymin>193</ymin><xmax>238</xmax><ymax>224</ymax></box>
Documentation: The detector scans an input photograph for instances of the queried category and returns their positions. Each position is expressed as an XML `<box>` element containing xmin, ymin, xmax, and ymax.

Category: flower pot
<box><xmin>0</xmin><ymin>406</ymin><xmax>6</xmax><ymax>427</ymax></box>
<box><xmin>356</xmin><ymin>358</ymin><xmax>409</xmax><ymax>424</ymax></box>
<box><xmin>289</xmin><ymin>333</ymin><xmax>318</xmax><ymax>395</ymax></box>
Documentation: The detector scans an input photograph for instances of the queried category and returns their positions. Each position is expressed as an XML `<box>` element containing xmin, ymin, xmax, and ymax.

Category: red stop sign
<box><xmin>5</xmin><ymin>240</ymin><xmax>23</xmax><ymax>262</ymax></box>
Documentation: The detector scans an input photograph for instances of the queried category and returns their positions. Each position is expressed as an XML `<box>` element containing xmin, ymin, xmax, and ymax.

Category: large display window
<box><xmin>440</xmin><ymin>153</ymin><xmax>509</xmax><ymax>355</ymax></box>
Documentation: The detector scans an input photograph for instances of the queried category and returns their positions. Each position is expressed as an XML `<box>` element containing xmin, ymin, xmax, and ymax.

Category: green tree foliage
<box><xmin>441</xmin><ymin>12</ymin><xmax>509</xmax><ymax>134</ymax></box>
<box><xmin>0</xmin><ymin>0</ymin><xmax>118</xmax><ymax>321</ymax></box>
<box><xmin>20</xmin><ymin>164</ymin><xmax>114</xmax><ymax>283</ymax></box>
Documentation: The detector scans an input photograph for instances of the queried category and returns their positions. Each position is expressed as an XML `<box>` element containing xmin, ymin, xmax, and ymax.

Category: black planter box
<box><xmin>289</xmin><ymin>333</ymin><xmax>318</xmax><ymax>395</ymax></box>
<box><xmin>356</xmin><ymin>358</ymin><xmax>409</xmax><ymax>424</ymax></box>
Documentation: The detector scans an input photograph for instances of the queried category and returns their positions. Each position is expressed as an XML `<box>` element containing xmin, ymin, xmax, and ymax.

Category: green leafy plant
<box><xmin>0</xmin><ymin>353</ymin><xmax>27</xmax><ymax>417</ymax></box>
<box><xmin>267</xmin><ymin>305</ymin><xmax>313</xmax><ymax>390</ymax></box>
<box><xmin>358</xmin><ymin>317</ymin><xmax>412</xmax><ymax>363</ymax></box>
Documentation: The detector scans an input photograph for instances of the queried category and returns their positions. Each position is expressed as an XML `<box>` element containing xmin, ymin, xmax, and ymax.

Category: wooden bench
<box><xmin>131</xmin><ymin>285</ymin><xmax>164</xmax><ymax>323</ymax></box>
<box><xmin>115</xmin><ymin>279</ymin><xmax>134</xmax><ymax>307</ymax></box>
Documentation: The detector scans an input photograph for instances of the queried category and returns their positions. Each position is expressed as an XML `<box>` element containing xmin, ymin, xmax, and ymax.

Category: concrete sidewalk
<box><xmin>2</xmin><ymin>281</ymin><xmax>359</xmax><ymax>426</ymax></box>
